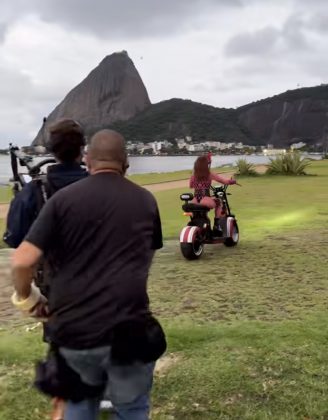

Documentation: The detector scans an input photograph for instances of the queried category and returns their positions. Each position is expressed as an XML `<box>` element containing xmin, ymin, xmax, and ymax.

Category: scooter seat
<box><xmin>182</xmin><ymin>203</ymin><xmax>210</xmax><ymax>212</ymax></box>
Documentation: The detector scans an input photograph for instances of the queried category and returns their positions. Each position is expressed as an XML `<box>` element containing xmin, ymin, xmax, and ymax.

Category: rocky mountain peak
<box><xmin>32</xmin><ymin>51</ymin><xmax>150</xmax><ymax>145</ymax></box>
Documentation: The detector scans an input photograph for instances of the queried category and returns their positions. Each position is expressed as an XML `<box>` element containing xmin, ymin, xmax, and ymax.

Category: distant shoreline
<box><xmin>0</xmin><ymin>153</ymin><xmax>323</xmax><ymax>184</ymax></box>
<box><xmin>127</xmin><ymin>152</ymin><xmax>323</xmax><ymax>157</ymax></box>
<box><xmin>127</xmin><ymin>153</ymin><xmax>263</xmax><ymax>157</ymax></box>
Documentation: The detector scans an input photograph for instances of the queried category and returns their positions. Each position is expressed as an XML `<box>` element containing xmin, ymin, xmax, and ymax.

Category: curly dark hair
<box><xmin>47</xmin><ymin>119</ymin><xmax>86</xmax><ymax>163</ymax></box>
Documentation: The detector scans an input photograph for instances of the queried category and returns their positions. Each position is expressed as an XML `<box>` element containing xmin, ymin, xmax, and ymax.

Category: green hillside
<box><xmin>87</xmin><ymin>85</ymin><xmax>328</xmax><ymax>148</ymax></box>
<box><xmin>109</xmin><ymin>98</ymin><xmax>251</xmax><ymax>143</ymax></box>
<box><xmin>237</xmin><ymin>84</ymin><xmax>328</xmax><ymax>112</ymax></box>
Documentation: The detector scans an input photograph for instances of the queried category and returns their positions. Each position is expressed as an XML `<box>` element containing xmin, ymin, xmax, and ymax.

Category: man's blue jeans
<box><xmin>60</xmin><ymin>346</ymin><xmax>154</xmax><ymax>420</ymax></box>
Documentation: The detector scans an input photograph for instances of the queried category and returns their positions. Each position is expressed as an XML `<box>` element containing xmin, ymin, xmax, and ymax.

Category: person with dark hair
<box><xmin>4</xmin><ymin>119</ymin><xmax>88</xmax><ymax>249</ymax></box>
<box><xmin>47</xmin><ymin>119</ymin><xmax>85</xmax><ymax>161</ymax></box>
<box><xmin>45</xmin><ymin>119</ymin><xmax>87</xmax><ymax>195</ymax></box>
<box><xmin>189</xmin><ymin>155</ymin><xmax>236</xmax><ymax>225</ymax></box>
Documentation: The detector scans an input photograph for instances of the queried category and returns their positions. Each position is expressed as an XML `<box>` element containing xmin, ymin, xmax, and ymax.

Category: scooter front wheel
<box><xmin>224</xmin><ymin>217</ymin><xmax>239</xmax><ymax>247</ymax></box>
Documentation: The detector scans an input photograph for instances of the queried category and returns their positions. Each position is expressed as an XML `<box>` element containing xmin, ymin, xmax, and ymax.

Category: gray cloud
<box><xmin>305</xmin><ymin>12</ymin><xmax>328</xmax><ymax>34</ymax></box>
<box><xmin>0</xmin><ymin>67</ymin><xmax>32</xmax><ymax>102</ymax></box>
<box><xmin>0</xmin><ymin>66</ymin><xmax>63</xmax><ymax>105</ymax></box>
<box><xmin>290</xmin><ymin>0</ymin><xmax>328</xmax><ymax>34</ymax></box>
<box><xmin>0</xmin><ymin>65</ymin><xmax>74</xmax><ymax>144</ymax></box>
<box><xmin>281</xmin><ymin>14</ymin><xmax>310</xmax><ymax>50</ymax></box>
<box><xmin>0</xmin><ymin>23</ymin><xmax>7</xmax><ymax>42</ymax></box>
<box><xmin>189</xmin><ymin>77</ymin><xmax>256</xmax><ymax>95</ymax></box>
<box><xmin>296</xmin><ymin>0</ymin><xmax>327</xmax><ymax>5</ymax></box>
<box><xmin>0</xmin><ymin>2</ymin><xmax>34</xmax><ymax>44</ymax></box>
<box><xmin>1</xmin><ymin>0</ymin><xmax>241</xmax><ymax>39</ymax></box>
<box><xmin>0</xmin><ymin>1</ymin><xmax>35</xmax><ymax>28</ymax></box>
<box><xmin>224</xmin><ymin>26</ymin><xmax>280</xmax><ymax>57</ymax></box>
<box><xmin>1</xmin><ymin>0</ymin><xmax>328</xmax><ymax>145</ymax></box>
<box><xmin>224</xmin><ymin>10</ymin><xmax>313</xmax><ymax>59</ymax></box>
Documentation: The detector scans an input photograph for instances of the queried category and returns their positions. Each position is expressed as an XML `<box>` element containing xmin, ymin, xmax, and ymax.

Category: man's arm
<box><xmin>12</xmin><ymin>241</ymin><xmax>43</xmax><ymax>299</ymax></box>
<box><xmin>11</xmin><ymin>197</ymin><xmax>57</xmax><ymax>314</ymax></box>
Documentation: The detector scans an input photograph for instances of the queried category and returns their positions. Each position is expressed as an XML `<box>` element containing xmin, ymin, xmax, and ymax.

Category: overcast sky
<box><xmin>0</xmin><ymin>0</ymin><xmax>327</xmax><ymax>146</ymax></box>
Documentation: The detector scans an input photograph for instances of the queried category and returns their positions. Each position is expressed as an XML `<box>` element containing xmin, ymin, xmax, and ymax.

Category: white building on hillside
<box><xmin>149</xmin><ymin>141</ymin><xmax>162</xmax><ymax>153</ymax></box>
<box><xmin>187</xmin><ymin>144</ymin><xmax>204</xmax><ymax>152</ymax></box>
<box><xmin>263</xmin><ymin>148</ymin><xmax>286</xmax><ymax>156</ymax></box>
<box><xmin>204</xmin><ymin>141</ymin><xmax>222</xmax><ymax>149</ymax></box>
<box><xmin>176</xmin><ymin>138</ymin><xmax>187</xmax><ymax>149</ymax></box>
<box><xmin>290</xmin><ymin>141</ymin><xmax>306</xmax><ymax>150</ymax></box>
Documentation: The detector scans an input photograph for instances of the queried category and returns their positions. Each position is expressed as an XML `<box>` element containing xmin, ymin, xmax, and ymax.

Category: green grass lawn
<box><xmin>155</xmin><ymin>160</ymin><xmax>328</xmax><ymax>239</ymax></box>
<box><xmin>0</xmin><ymin>186</ymin><xmax>12</xmax><ymax>203</ymax></box>
<box><xmin>0</xmin><ymin>186</ymin><xmax>11</xmax><ymax>248</ymax></box>
<box><xmin>128</xmin><ymin>168</ymin><xmax>192</xmax><ymax>185</ymax></box>
<box><xmin>0</xmin><ymin>160</ymin><xmax>328</xmax><ymax>419</ymax></box>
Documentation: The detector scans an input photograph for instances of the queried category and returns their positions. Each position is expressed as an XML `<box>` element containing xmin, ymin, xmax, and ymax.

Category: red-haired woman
<box><xmin>189</xmin><ymin>155</ymin><xmax>236</xmax><ymax>221</ymax></box>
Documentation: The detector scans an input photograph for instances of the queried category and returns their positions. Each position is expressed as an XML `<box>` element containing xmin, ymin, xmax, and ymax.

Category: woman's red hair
<box><xmin>193</xmin><ymin>156</ymin><xmax>210</xmax><ymax>180</ymax></box>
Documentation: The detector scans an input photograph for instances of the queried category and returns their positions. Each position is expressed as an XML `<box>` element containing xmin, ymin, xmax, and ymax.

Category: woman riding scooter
<box><xmin>189</xmin><ymin>155</ymin><xmax>236</xmax><ymax>230</ymax></box>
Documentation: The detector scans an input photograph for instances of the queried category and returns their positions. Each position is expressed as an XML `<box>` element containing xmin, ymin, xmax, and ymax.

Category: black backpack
<box><xmin>3</xmin><ymin>178</ymin><xmax>48</xmax><ymax>248</ymax></box>
<box><xmin>4</xmin><ymin>165</ymin><xmax>87</xmax><ymax>248</ymax></box>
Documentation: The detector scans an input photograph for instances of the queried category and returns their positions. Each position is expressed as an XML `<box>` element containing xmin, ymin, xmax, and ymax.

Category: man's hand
<box><xmin>11</xmin><ymin>241</ymin><xmax>48</xmax><ymax>320</ymax></box>
<box><xmin>29</xmin><ymin>294</ymin><xmax>49</xmax><ymax>321</ymax></box>
<box><xmin>11</xmin><ymin>283</ymin><xmax>48</xmax><ymax>320</ymax></box>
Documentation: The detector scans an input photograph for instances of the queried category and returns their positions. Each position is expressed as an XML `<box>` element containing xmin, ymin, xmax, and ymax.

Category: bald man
<box><xmin>11</xmin><ymin>130</ymin><xmax>164</xmax><ymax>420</ymax></box>
<box><xmin>87</xmin><ymin>129</ymin><xmax>129</xmax><ymax>174</ymax></box>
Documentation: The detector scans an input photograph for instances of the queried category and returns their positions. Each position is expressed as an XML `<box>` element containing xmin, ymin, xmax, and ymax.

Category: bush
<box><xmin>266</xmin><ymin>152</ymin><xmax>311</xmax><ymax>175</ymax></box>
<box><xmin>235</xmin><ymin>159</ymin><xmax>258</xmax><ymax>176</ymax></box>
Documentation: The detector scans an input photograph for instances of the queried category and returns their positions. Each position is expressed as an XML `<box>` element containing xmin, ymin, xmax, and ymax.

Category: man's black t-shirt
<box><xmin>25</xmin><ymin>172</ymin><xmax>163</xmax><ymax>349</ymax></box>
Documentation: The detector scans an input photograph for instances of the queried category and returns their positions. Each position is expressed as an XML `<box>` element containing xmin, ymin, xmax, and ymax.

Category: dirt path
<box><xmin>143</xmin><ymin>165</ymin><xmax>267</xmax><ymax>192</ymax></box>
<box><xmin>0</xmin><ymin>249</ymin><xmax>20</xmax><ymax>324</ymax></box>
<box><xmin>0</xmin><ymin>204</ymin><xmax>8</xmax><ymax>218</ymax></box>
<box><xmin>0</xmin><ymin>165</ymin><xmax>267</xmax><ymax>218</ymax></box>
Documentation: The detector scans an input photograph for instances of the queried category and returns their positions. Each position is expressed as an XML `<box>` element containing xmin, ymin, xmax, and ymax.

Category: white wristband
<box><xmin>11</xmin><ymin>284</ymin><xmax>41</xmax><ymax>311</ymax></box>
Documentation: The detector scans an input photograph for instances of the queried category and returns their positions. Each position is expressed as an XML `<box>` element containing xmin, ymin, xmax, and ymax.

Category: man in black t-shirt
<box><xmin>11</xmin><ymin>129</ymin><xmax>163</xmax><ymax>420</ymax></box>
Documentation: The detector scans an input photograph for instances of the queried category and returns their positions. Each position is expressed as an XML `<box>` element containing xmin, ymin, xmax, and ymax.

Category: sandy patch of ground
<box><xmin>0</xmin><ymin>204</ymin><xmax>8</xmax><ymax>219</ymax></box>
<box><xmin>155</xmin><ymin>353</ymin><xmax>181</xmax><ymax>376</ymax></box>
<box><xmin>0</xmin><ymin>249</ymin><xmax>20</xmax><ymax>324</ymax></box>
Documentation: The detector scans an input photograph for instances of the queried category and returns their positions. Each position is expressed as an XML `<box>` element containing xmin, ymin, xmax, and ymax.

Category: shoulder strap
<box><xmin>33</xmin><ymin>177</ymin><xmax>51</xmax><ymax>213</ymax></box>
